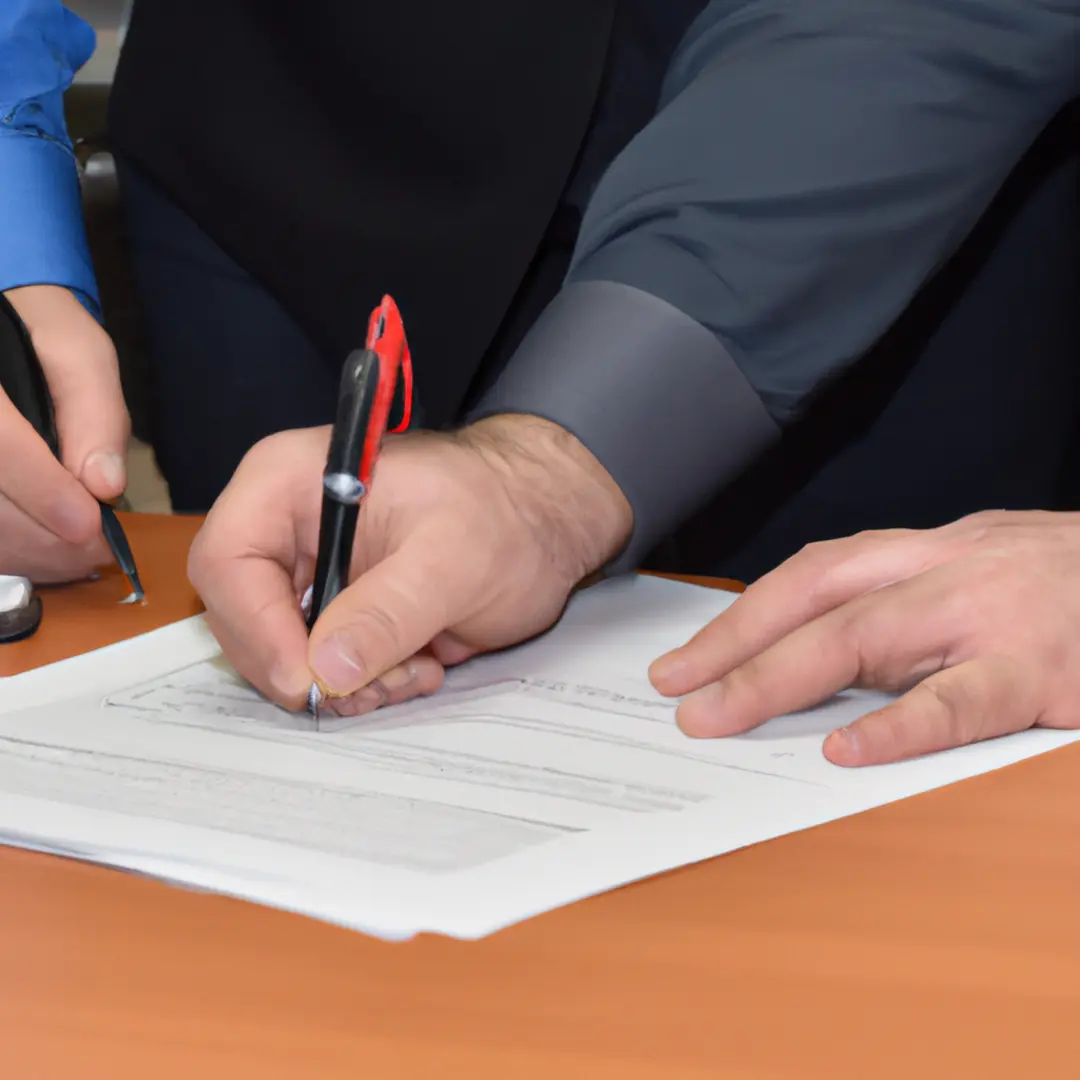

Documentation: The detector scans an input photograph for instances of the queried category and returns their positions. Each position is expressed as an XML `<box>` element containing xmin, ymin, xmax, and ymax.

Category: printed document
<box><xmin>1</xmin><ymin>575</ymin><xmax>1076</xmax><ymax>939</ymax></box>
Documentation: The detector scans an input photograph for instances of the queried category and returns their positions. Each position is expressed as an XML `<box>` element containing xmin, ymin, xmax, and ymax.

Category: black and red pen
<box><xmin>304</xmin><ymin>295</ymin><xmax>413</xmax><ymax>726</ymax></box>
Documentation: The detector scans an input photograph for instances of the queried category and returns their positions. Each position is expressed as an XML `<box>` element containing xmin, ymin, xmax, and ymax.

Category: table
<box><xmin>3</xmin><ymin>514</ymin><xmax>1080</xmax><ymax>1079</ymax></box>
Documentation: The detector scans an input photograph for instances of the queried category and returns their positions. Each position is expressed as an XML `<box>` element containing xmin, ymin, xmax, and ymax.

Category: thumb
<box><xmin>49</xmin><ymin>333</ymin><xmax>130</xmax><ymax>501</ymax></box>
<box><xmin>27</xmin><ymin>294</ymin><xmax>130</xmax><ymax>500</ymax></box>
<box><xmin>308</xmin><ymin>546</ymin><xmax>450</xmax><ymax>696</ymax></box>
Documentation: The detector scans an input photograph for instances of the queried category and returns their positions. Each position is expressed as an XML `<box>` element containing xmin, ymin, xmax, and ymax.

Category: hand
<box><xmin>188</xmin><ymin>415</ymin><xmax>632</xmax><ymax>714</ymax></box>
<box><xmin>649</xmin><ymin>511</ymin><xmax>1080</xmax><ymax>767</ymax></box>
<box><xmin>1</xmin><ymin>286</ymin><xmax>130</xmax><ymax>582</ymax></box>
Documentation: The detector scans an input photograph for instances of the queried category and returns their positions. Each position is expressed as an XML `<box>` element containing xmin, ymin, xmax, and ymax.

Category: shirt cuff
<box><xmin>0</xmin><ymin>131</ymin><xmax>100</xmax><ymax>315</ymax></box>
<box><xmin>470</xmin><ymin>280</ymin><xmax>780</xmax><ymax>573</ymax></box>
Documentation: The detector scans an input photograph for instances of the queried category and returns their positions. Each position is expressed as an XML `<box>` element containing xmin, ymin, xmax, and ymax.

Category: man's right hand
<box><xmin>1</xmin><ymin>285</ymin><xmax>130</xmax><ymax>582</ymax></box>
<box><xmin>188</xmin><ymin>415</ymin><xmax>633</xmax><ymax>714</ymax></box>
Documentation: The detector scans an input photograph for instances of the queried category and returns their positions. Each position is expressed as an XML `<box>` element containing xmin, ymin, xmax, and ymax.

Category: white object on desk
<box><xmin>0</xmin><ymin>576</ymin><xmax>32</xmax><ymax>614</ymax></box>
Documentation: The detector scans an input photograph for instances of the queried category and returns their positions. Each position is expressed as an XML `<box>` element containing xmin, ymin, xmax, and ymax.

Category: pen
<box><xmin>0</xmin><ymin>292</ymin><xmax>144</xmax><ymax>604</ymax></box>
<box><xmin>305</xmin><ymin>295</ymin><xmax>413</xmax><ymax>727</ymax></box>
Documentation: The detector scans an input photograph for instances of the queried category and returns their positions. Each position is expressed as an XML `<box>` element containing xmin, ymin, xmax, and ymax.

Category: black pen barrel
<box><xmin>307</xmin><ymin>499</ymin><xmax>360</xmax><ymax>631</ymax></box>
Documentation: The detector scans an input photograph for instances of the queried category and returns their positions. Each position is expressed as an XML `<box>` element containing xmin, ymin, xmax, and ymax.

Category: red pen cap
<box><xmin>357</xmin><ymin>295</ymin><xmax>414</xmax><ymax>487</ymax></box>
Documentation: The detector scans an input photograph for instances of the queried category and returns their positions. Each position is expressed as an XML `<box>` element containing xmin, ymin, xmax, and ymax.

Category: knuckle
<box><xmin>834</xmin><ymin>605</ymin><xmax>889</xmax><ymax>684</ymax></box>
<box><xmin>240</xmin><ymin>428</ymin><xmax>324</xmax><ymax>488</ymax></box>
<box><xmin>939</xmin><ymin>560</ymin><xmax>1014</xmax><ymax>638</ymax></box>
<box><xmin>921</xmin><ymin>678</ymin><xmax>981</xmax><ymax>747</ymax></box>
<box><xmin>790</xmin><ymin>539</ymin><xmax>837</xmax><ymax>566</ymax></box>
<box><xmin>244</xmin><ymin>431</ymin><xmax>290</xmax><ymax>467</ymax></box>
<box><xmin>784</xmin><ymin>540</ymin><xmax>847</xmax><ymax>602</ymax></box>
<box><xmin>794</xmin><ymin>540</ymin><xmax>828</xmax><ymax>560</ymax></box>
<box><xmin>185</xmin><ymin>536</ymin><xmax>205</xmax><ymax>587</ymax></box>
<box><xmin>792</xmin><ymin>529</ymin><xmax>904</xmax><ymax>599</ymax></box>
<box><xmin>186</xmin><ymin>528</ymin><xmax>219</xmax><ymax>592</ymax></box>
<box><xmin>954</xmin><ymin>509</ymin><xmax>1010</xmax><ymax>543</ymax></box>
<box><xmin>832</xmin><ymin>603</ymin><xmax>863</xmax><ymax>649</ymax></box>
<box><xmin>851</xmin><ymin>527</ymin><xmax>909</xmax><ymax>545</ymax></box>
<box><xmin>721</xmin><ymin>663</ymin><xmax>768</xmax><ymax>716</ymax></box>
<box><xmin>416</xmin><ymin>663</ymin><xmax>446</xmax><ymax>697</ymax></box>
<box><xmin>248</xmin><ymin>427</ymin><xmax>317</xmax><ymax>462</ymax></box>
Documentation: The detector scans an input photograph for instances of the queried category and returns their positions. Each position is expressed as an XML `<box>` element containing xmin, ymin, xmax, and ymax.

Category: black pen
<box><xmin>0</xmin><ymin>291</ymin><xmax>144</xmax><ymax>603</ymax></box>
<box><xmin>305</xmin><ymin>295</ymin><xmax>414</xmax><ymax>727</ymax></box>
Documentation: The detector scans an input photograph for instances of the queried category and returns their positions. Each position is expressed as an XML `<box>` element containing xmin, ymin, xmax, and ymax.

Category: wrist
<box><xmin>457</xmin><ymin>413</ymin><xmax>633</xmax><ymax>583</ymax></box>
<box><xmin>4</xmin><ymin>284</ymin><xmax>94</xmax><ymax>326</ymax></box>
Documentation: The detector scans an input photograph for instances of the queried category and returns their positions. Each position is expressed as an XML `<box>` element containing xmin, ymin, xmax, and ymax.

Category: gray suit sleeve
<box><xmin>474</xmin><ymin>0</ymin><xmax>1080</xmax><ymax>572</ymax></box>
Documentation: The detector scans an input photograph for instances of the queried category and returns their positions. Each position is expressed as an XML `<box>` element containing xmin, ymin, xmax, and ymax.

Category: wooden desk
<box><xmin>3</xmin><ymin>514</ymin><xmax>1079</xmax><ymax>1079</ymax></box>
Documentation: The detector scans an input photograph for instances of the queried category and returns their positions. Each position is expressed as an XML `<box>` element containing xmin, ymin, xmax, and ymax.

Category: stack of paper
<box><xmin>0</xmin><ymin>575</ymin><xmax>1075</xmax><ymax>939</ymax></box>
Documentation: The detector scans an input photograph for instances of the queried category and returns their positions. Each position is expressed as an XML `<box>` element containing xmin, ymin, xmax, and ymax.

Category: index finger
<box><xmin>675</xmin><ymin>564</ymin><xmax>968</xmax><ymax>738</ymax></box>
<box><xmin>651</xmin><ymin>528</ymin><xmax>940</xmax><ymax>697</ymax></box>
<box><xmin>194</xmin><ymin>550</ymin><xmax>312</xmax><ymax>709</ymax></box>
<box><xmin>0</xmin><ymin>391</ymin><xmax>102</xmax><ymax>544</ymax></box>
<box><xmin>187</xmin><ymin>437</ymin><xmax>324</xmax><ymax>708</ymax></box>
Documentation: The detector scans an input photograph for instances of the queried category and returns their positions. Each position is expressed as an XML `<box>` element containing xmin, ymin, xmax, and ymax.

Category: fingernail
<box><xmin>837</xmin><ymin>726</ymin><xmax>860</xmax><ymax>751</ymax></box>
<box><xmin>691</xmin><ymin>680</ymin><xmax>725</xmax><ymax>707</ymax></box>
<box><xmin>355</xmin><ymin>684</ymin><xmax>388</xmax><ymax>711</ymax></box>
<box><xmin>310</xmin><ymin>635</ymin><xmax>365</xmax><ymax>695</ymax></box>
<box><xmin>326</xmin><ymin>683</ymin><xmax>385</xmax><ymax>717</ymax></box>
<box><xmin>676</xmin><ymin>681</ymin><xmax>725</xmax><ymax>736</ymax></box>
<box><xmin>824</xmin><ymin>726</ymin><xmax>861</xmax><ymax>764</ymax></box>
<box><xmin>84</xmin><ymin>451</ymin><xmax>126</xmax><ymax>494</ymax></box>
<box><xmin>326</xmin><ymin>665</ymin><xmax>418</xmax><ymax>718</ymax></box>
<box><xmin>378</xmin><ymin>663</ymin><xmax>417</xmax><ymax>693</ymax></box>
<box><xmin>650</xmin><ymin>653</ymin><xmax>683</xmax><ymax>683</ymax></box>
<box><xmin>266</xmin><ymin>654</ymin><xmax>314</xmax><ymax>707</ymax></box>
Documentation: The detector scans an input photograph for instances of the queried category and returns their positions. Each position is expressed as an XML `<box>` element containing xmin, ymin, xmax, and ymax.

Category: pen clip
<box><xmin>366</xmin><ymin>295</ymin><xmax>413</xmax><ymax>433</ymax></box>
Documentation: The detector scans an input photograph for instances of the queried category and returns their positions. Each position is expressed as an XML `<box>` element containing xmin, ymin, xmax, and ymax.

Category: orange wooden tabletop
<box><xmin>3</xmin><ymin>513</ymin><xmax>1080</xmax><ymax>1079</ymax></box>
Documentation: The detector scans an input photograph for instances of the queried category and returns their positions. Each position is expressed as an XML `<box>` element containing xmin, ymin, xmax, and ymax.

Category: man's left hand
<box><xmin>649</xmin><ymin>511</ymin><xmax>1080</xmax><ymax>766</ymax></box>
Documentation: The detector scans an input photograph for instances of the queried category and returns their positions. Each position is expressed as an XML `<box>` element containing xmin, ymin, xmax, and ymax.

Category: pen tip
<box><xmin>118</xmin><ymin>576</ymin><xmax>145</xmax><ymax>605</ymax></box>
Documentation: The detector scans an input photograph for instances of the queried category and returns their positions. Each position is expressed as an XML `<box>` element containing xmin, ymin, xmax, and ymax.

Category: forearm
<box><xmin>473</xmin><ymin>0</ymin><xmax>1079</xmax><ymax>570</ymax></box>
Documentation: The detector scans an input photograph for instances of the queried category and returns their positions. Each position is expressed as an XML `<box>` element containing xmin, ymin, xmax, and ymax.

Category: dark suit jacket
<box><xmin>109</xmin><ymin>1</ymin><xmax>1080</xmax><ymax>578</ymax></box>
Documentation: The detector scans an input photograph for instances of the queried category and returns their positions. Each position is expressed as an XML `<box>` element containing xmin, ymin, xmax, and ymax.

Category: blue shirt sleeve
<box><xmin>0</xmin><ymin>1</ymin><xmax>100</xmax><ymax>313</ymax></box>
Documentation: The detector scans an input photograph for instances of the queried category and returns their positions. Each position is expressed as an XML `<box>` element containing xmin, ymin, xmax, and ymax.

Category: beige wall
<box><xmin>67</xmin><ymin>0</ymin><xmax>127</xmax><ymax>85</ymax></box>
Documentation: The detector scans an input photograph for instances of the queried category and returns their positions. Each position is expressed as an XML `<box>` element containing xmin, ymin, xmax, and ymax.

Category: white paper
<box><xmin>1</xmin><ymin>575</ymin><xmax>1076</xmax><ymax>940</ymax></box>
